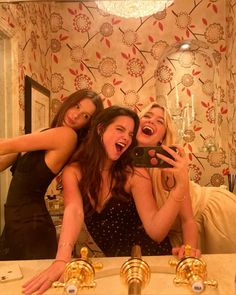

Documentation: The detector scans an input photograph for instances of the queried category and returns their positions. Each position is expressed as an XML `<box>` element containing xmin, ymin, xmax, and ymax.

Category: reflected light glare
<box><xmin>181</xmin><ymin>43</ymin><xmax>190</xmax><ymax>50</ymax></box>
<box><xmin>95</xmin><ymin>0</ymin><xmax>174</xmax><ymax>18</ymax></box>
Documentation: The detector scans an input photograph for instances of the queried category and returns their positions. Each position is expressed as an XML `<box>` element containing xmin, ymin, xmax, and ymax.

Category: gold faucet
<box><xmin>120</xmin><ymin>245</ymin><xmax>150</xmax><ymax>295</ymax></box>
<box><xmin>53</xmin><ymin>247</ymin><xmax>103</xmax><ymax>295</ymax></box>
<box><xmin>169</xmin><ymin>244</ymin><xmax>218</xmax><ymax>293</ymax></box>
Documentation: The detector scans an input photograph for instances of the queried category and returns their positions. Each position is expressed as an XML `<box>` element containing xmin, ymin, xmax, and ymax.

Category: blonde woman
<box><xmin>137</xmin><ymin>102</ymin><xmax>236</xmax><ymax>254</ymax></box>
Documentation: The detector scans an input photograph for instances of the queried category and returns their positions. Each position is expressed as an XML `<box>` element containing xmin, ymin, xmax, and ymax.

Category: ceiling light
<box><xmin>96</xmin><ymin>0</ymin><xmax>174</xmax><ymax>19</ymax></box>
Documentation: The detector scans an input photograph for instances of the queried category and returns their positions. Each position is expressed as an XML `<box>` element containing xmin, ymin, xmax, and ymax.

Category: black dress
<box><xmin>84</xmin><ymin>193</ymin><xmax>172</xmax><ymax>256</ymax></box>
<box><xmin>1</xmin><ymin>151</ymin><xmax>57</xmax><ymax>260</ymax></box>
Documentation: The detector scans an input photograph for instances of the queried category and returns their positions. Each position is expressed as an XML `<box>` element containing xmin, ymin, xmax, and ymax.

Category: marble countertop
<box><xmin>0</xmin><ymin>253</ymin><xmax>235</xmax><ymax>294</ymax></box>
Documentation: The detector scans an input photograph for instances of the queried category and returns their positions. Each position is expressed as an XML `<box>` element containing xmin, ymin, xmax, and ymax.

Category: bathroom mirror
<box><xmin>0</xmin><ymin>0</ymin><xmax>235</xmax><ymax>258</ymax></box>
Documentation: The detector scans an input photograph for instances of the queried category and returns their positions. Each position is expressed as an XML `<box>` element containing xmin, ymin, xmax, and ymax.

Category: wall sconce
<box><xmin>96</xmin><ymin>0</ymin><xmax>174</xmax><ymax>18</ymax></box>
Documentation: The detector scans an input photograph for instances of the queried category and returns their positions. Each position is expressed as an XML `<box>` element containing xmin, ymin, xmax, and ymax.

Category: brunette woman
<box><xmin>0</xmin><ymin>89</ymin><xmax>103</xmax><ymax>260</ymax></box>
<box><xmin>23</xmin><ymin>106</ymin><xmax>192</xmax><ymax>295</ymax></box>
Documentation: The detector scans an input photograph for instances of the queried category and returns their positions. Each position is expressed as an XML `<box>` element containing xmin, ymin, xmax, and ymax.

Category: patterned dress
<box><xmin>84</xmin><ymin>193</ymin><xmax>172</xmax><ymax>256</ymax></box>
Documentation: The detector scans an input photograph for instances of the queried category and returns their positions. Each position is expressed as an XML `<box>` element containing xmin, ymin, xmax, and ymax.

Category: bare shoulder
<box><xmin>126</xmin><ymin>167</ymin><xmax>151</xmax><ymax>189</ymax></box>
<box><xmin>133</xmin><ymin>167</ymin><xmax>151</xmax><ymax>179</ymax></box>
<box><xmin>49</xmin><ymin>126</ymin><xmax>77</xmax><ymax>139</ymax></box>
<box><xmin>44</xmin><ymin>127</ymin><xmax>78</xmax><ymax>150</ymax></box>
<box><xmin>64</xmin><ymin>162</ymin><xmax>80</xmax><ymax>172</ymax></box>
<box><xmin>63</xmin><ymin>162</ymin><xmax>82</xmax><ymax>180</ymax></box>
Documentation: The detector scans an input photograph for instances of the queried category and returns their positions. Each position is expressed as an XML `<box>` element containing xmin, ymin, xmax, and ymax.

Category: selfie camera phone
<box><xmin>131</xmin><ymin>146</ymin><xmax>177</xmax><ymax>168</ymax></box>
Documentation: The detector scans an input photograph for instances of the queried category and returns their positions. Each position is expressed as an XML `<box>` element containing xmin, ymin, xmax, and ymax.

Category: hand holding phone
<box><xmin>131</xmin><ymin>146</ymin><xmax>177</xmax><ymax>168</ymax></box>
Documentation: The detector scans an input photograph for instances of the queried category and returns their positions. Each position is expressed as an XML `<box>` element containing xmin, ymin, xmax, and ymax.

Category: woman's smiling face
<box><xmin>137</xmin><ymin>106</ymin><xmax>166</xmax><ymax>147</ymax></box>
<box><xmin>101</xmin><ymin>115</ymin><xmax>135</xmax><ymax>162</ymax></box>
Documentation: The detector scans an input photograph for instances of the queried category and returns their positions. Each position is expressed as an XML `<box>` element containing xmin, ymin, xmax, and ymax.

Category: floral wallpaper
<box><xmin>0</xmin><ymin>2</ymin><xmax>52</xmax><ymax>129</ymax></box>
<box><xmin>0</xmin><ymin>0</ymin><xmax>235</xmax><ymax>188</ymax></box>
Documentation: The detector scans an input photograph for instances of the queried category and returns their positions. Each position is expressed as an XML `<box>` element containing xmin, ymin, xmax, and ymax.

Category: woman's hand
<box><xmin>172</xmin><ymin>244</ymin><xmax>201</xmax><ymax>260</ymax></box>
<box><xmin>22</xmin><ymin>260</ymin><xmax>67</xmax><ymax>295</ymax></box>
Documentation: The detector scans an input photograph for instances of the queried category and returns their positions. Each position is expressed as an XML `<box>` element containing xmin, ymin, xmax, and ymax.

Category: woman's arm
<box><xmin>130</xmin><ymin>145</ymin><xmax>191</xmax><ymax>243</ymax></box>
<box><xmin>159</xmin><ymin>148</ymin><xmax>200</xmax><ymax>258</ymax></box>
<box><xmin>0</xmin><ymin>127</ymin><xmax>78</xmax><ymax>174</ymax></box>
<box><xmin>160</xmin><ymin>169</ymin><xmax>198</xmax><ymax>249</ymax></box>
<box><xmin>171</xmin><ymin>192</ymin><xmax>200</xmax><ymax>258</ymax></box>
<box><xmin>0</xmin><ymin>126</ymin><xmax>77</xmax><ymax>155</ymax></box>
<box><xmin>130</xmin><ymin>168</ymin><xmax>186</xmax><ymax>243</ymax></box>
<box><xmin>56</xmin><ymin>164</ymin><xmax>84</xmax><ymax>262</ymax></box>
<box><xmin>0</xmin><ymin>153</ymin><xmax>18</xmax><ymax>172</ymax></box>
<box><xmin>0</xmin><ymin>138</ymin><xmax>18</xmax><ymax>171</ymax></box>
<box><xmin>22</xmin><ymin>164</ymin><xmax>84</xmax><ymax>295</ymax></box>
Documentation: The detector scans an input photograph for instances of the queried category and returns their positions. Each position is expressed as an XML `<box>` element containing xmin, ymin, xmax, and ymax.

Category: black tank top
<box><xmin>2</xmin><ymin>150</ymin><xmax>58</xmax><ymax>259</ymax></box>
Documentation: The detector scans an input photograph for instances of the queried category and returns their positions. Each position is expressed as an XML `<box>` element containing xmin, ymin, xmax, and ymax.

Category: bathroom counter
<box><xmin>0</xmin><ymin>253</ymin><xmax>235</xmax><ymax>294</ymax></box>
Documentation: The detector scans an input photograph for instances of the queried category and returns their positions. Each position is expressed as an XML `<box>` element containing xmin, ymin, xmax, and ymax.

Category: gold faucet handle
<box><xmin>92</xmin><ymin>261</ymin><xmax>103</xmax><ymax>270</ymax></box>
<box><xmin>204</xmin><ymin>279</ymin><xmax>218</xmax><ymax>288</ymax></box>
<box><xmin>169</xmin><ymin>258</ymin><xmax>178</xmax><ymax>267</ymax></box>
<box><xmin>52</xmin><ymin>247</ymin><xmax>103</xmax><ymax>294</ymax></box>
<box><xmin>170</xmin><ymin>255</ymin><xmax>218</xmax><ymax>293</ymax></box>
<box><xmin>79</xmin><ymin>247</ymin><xmax>103</xmax><ymax>270</ymax></box>
<box><xmin>52</xmin><ymin>281</ymin><xmax>65</xmax><ymax>288</ymax></box>
<box><xmin>168</xmin><ymin>244</ymin><xmax>192</xmax><ymax>267</ymax></box>
<box><xmin>80</xmin><ymin>247</ymin><xmax>89</xmax><ymax>260</ymax></box>
<box><xmin>184</xmin><ymin>244</ymin><xmax>192</xmax><ymax>257</ymax></box>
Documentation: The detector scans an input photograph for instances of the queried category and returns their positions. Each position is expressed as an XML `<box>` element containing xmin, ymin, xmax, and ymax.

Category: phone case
<box><xmin>131</xmin><ymin>146</ymin><xmax>176</xmax><ymax>168</ymax></box>
<box><xmin>0</xmin><ymin>264</ymin><xmax>23</xmax><ymax>283</ymax></box>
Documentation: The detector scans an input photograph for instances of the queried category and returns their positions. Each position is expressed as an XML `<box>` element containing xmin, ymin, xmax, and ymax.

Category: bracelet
<box><xmin>172</xmin><ymin>194</ymin><xmax>186</xmax><ymax>202</ymax></box>
<box><xmin>58</xmin><ymin>241</ymin><xmax>73</xmax><ymax>249</ymax></box>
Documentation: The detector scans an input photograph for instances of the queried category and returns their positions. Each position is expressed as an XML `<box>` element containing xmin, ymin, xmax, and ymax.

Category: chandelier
<box><xmin>95</xmin><ymin>0</ymin><xmax>174</xmax><ymax>19</ymax></box>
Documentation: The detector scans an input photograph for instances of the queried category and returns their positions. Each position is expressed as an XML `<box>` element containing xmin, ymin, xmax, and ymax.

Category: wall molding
<box><xmin>0</xmin><ymin>17</ymin><xmax>18</xmax><ymax>232</ymax></box>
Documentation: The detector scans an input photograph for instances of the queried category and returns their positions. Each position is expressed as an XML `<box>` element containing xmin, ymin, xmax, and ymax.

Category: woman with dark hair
<box><xmin>50</xmin><ymin>89</ymin><xmax>103</xmax><ymax>145</ymax></box>
<box><xmin>23</xmin><ymin>106</ymin><xmax>192</xmax><ymax>295</ymax></box>
<box><xmin>0</xmin><ymin>88</ymin><xmax>104</xmax><ymax>260</ymax></box>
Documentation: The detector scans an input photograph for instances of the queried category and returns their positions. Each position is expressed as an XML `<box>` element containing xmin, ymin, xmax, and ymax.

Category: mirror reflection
<box><xmin>0</xmin><ymin>0</ymin><xmax>236</xmax><ymax>268</ymax></box>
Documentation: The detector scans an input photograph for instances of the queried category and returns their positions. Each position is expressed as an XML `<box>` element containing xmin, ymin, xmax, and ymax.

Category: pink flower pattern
<box><xmin>127</xmin><ymin>58</ymin><xmax>145</xmax><ymax>77</ymax></box>
<box><xmin>73</xmin><ymin>14</ymin><xmax>91</xmax><ymax>33</ymax></box>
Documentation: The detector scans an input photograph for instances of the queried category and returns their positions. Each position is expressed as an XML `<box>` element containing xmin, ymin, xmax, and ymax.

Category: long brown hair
<box><xmin>75</xmin><ymin>106</ymin><xmax>139</xmax><ymax>209</ymax></box>
<box><xmin>50</xmin><ymin>89</ymin><xmax>104</xmax><ymax>144</ymax></box>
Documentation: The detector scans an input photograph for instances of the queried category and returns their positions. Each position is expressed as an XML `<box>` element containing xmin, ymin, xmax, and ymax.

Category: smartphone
<box><xmin>131</xmin><ymin>146</ymin><xmax>177</xmax><ymax>168</ymax></box>
<box><xmin>0</xmin><ymin>264</ymin><xmax>23</xmax><ymax>283</ymax></box>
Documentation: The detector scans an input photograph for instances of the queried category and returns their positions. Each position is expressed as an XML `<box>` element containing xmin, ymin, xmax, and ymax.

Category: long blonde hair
<box><xmin>139</xmin><ymin>103</ymin><xmax>189</xmax><ymax>246</ymax></box>
<box><xmin>138</xmin><ymin>102</ymin><xmax>177</xmax><ymax>209</ymax></box>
